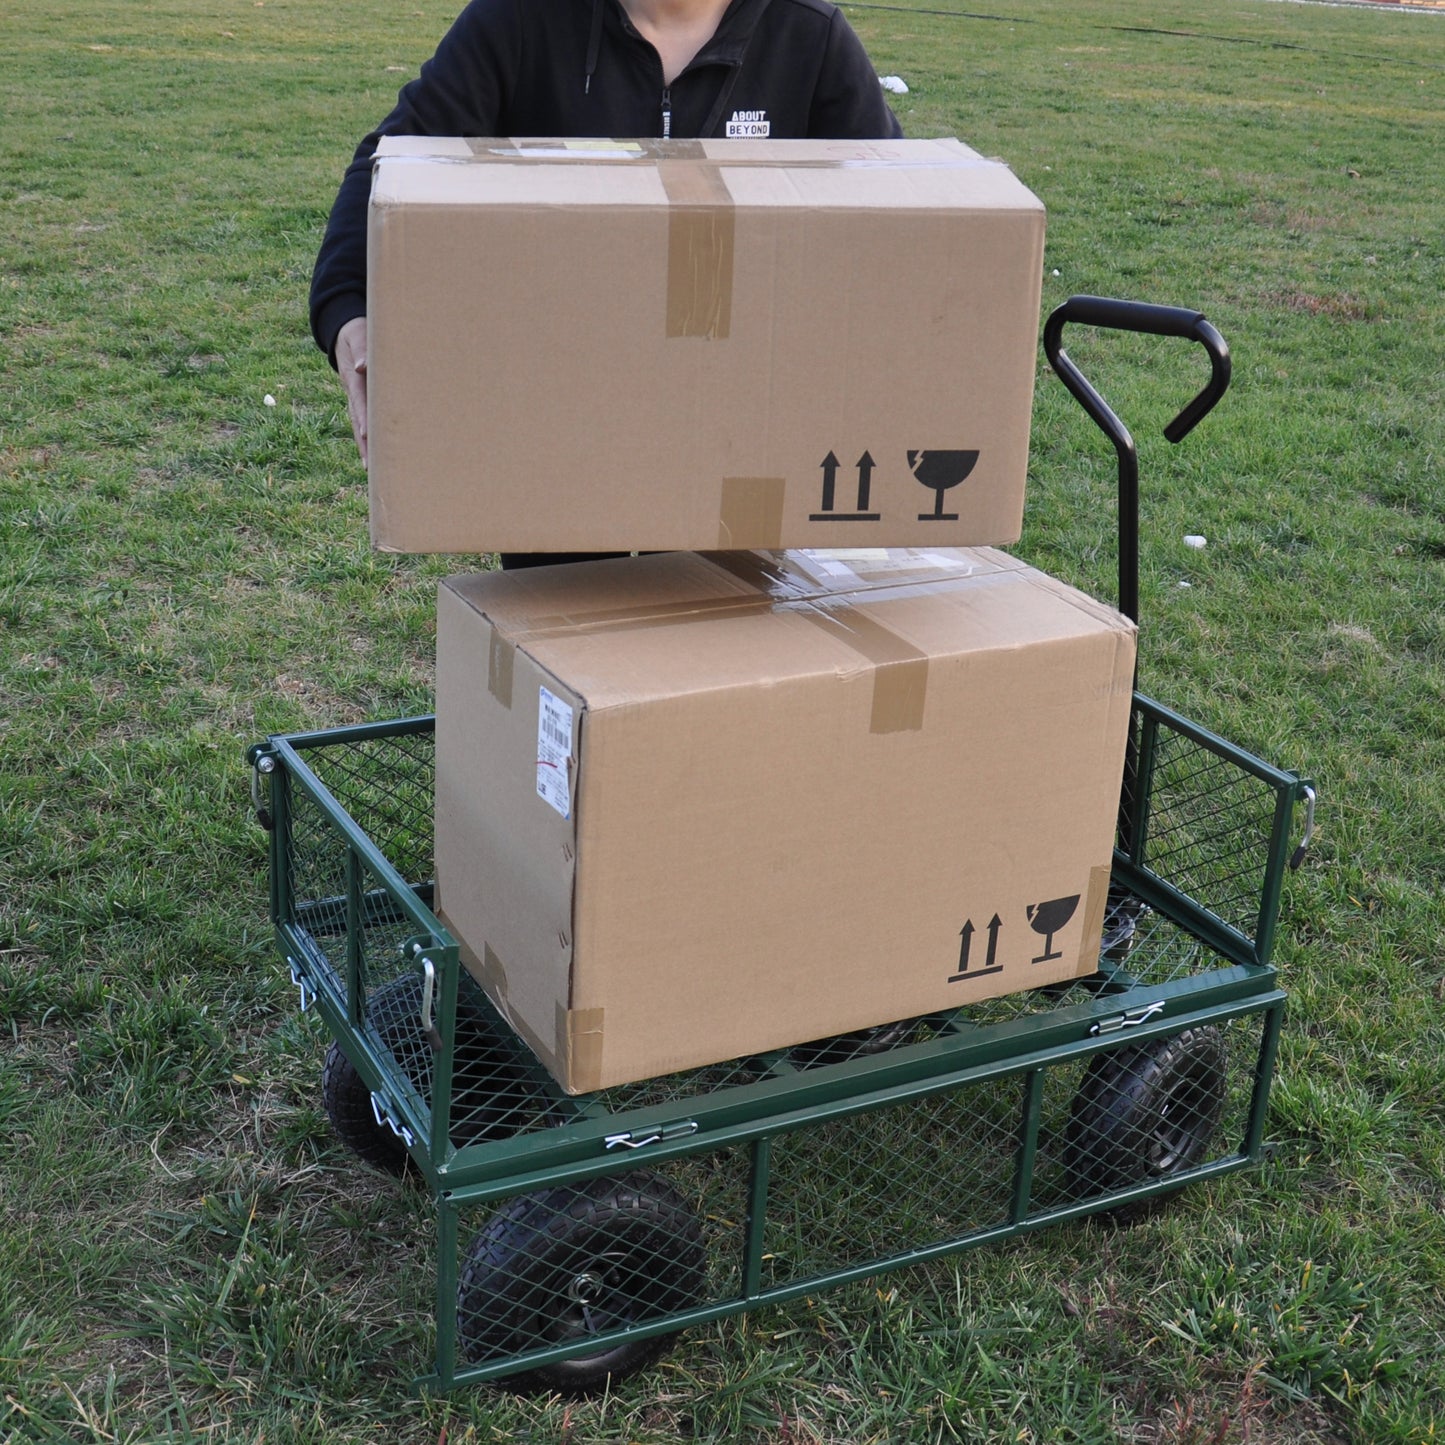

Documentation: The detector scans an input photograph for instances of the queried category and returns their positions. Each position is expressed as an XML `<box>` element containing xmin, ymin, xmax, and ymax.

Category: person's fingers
<box><xmin>344</xmin><ymin>369</ymin><xmax>368</xmax><ymax>466</ymax></box>
<box><xmin>336</xmin><ymin>317</ymin><xmax>369</xmax><ymax>465</ymax></box>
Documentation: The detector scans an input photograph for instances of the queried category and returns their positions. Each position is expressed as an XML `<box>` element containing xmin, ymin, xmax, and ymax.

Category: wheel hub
<box><xmin>568</xmin><ymin>1270</ymin><xmax>608</xmax><ymax>1306</ymax></box>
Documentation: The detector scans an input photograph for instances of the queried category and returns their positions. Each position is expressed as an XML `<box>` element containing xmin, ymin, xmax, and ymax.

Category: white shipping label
<box><xmin>536</xmin><ymin>687</ymin><xmax>574</xmax><ymax>819</ymax></box>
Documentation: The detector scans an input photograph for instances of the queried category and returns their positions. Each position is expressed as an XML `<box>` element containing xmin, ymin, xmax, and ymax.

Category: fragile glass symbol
<box><xmin>1026</xmin><ymin>894</ymin><xmax>1080</xmax><ymax>963</ymax></box>
<box><xmin>908</xmin><ymin>449</ymin><xmax>979</xmax><ymax>521</ymax></box>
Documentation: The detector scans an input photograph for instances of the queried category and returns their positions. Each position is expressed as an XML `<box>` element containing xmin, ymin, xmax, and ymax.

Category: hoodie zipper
<box><xmin>661</xmin><ymin>86</ymin><xmax>672</xmax><ymax>139</ymax></box>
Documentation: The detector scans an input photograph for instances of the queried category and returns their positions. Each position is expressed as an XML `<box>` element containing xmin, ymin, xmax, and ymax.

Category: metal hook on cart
<box><xmin>1089</xmin><ymin>999</ymin><xmax>1166</xmax><ymax>1037</ymax></box>
<box><xmin>370</xmin><ymin>1090</ymin><xmax>415</xmax><ymax>1149</ymax></box>
<box><xmin>1289</xmin><ymin>786</ymin><xmax>1318</xmax><ymax>870</ymax></box>
<box><xmin>287</xmin><ymin>956</ymin><xmax>315</xmax><ymax>1013</ymax></box>
<box><xmin>250</xmin><ymin>751</ymin><xmax>276</xmax><ymax>831</ymax></box>
<box><xmin>408</xmin><ymin>941</ymin><xmax>445</xmax><ymax>1052</ymax></box>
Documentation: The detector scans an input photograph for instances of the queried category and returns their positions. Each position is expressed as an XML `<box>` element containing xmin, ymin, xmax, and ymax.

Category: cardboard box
<box><xmin>435</xmin><ymin>548</ymin><xmax>1137</xmax><ymax>1094</ymax></box>
<box><xmin>368</xmin><ymin>138</ymin><xmax>1045</xmax><ymax>554</ymax></box>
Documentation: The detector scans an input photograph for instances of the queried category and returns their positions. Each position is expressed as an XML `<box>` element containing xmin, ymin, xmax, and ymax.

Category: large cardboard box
<box><xmin>368</xmin><ymin>138</ymin><xmax>1045</xmax><ymax>554</ymax></box>
<box><xmin>435</xmin><ymin>548</ymin><xmax>1137</xmax><ymax>1094</ymax></box>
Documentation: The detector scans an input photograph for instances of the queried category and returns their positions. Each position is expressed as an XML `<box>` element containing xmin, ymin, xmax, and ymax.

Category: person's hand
<box><xmin>335</xmin><ymin>316</ymin><xmax>369</xmax><ymax>465</ymax></box>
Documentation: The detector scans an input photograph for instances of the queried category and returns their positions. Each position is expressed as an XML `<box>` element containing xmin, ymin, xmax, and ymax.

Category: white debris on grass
<box><xmin>1184</xmin><ymin>534</ymin><xmax>1207</xmax><ymax>549</ymax></box>
<box><xmin>879</xmin><ymin>75</ymin><xmax>909</xmax><ymax>94</ymax></box>
<box><xmin>264</xmin><ymin>394</ymin><xmax>277</xmax><ymax>407</ymax></box>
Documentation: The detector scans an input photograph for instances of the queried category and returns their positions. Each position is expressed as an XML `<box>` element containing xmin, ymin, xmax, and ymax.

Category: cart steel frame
<box><xmin>249</xmin><ymin>298</ymin><xmax>1315</xmax><ymax>1393</ymax></box>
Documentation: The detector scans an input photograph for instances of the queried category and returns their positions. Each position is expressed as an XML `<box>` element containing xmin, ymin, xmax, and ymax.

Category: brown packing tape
<box><xmin>487</xmin><ymin>625</ymin><xmax>515</xmax><ymax>709</ymax></box>
<box><xmin>796</xmin><ymin>602</ymin><xmax>929</xmax><ymax>734</ymax></box>
<box><xmin>557</xmin><ymin>1002</ymin><xmax>606</xmax><ymax>1095</ymax></box>
<box><xmin>659</xmin><ymin>159</ymin><xmax>735</xmax><ymax>340</ymax></box>
<box><xmin>1076</xmin><ymin>865</ymin><xmax>1113</xmax><ymax>972</ymax></box>
<box><xmin>717</xmin><ymin>478</ymin><xmax>786</xmax><ymax>549</ymax></box>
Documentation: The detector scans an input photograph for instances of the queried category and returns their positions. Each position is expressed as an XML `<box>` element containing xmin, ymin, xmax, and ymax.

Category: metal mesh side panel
<box><xmin>760</xmin><ymin>1081</ymin><xmax>1020</xmax><ymax>1289</ymax></box>
<box><xmin>453</xmin><ymin>1153</ymin><xmax>746</xmax><ymax>1376</ymax></box>
<box><xmin>1121</xmin><ymin>710</ymin><xmax>1285</xmax><ymax>945</ymax></box>
<box><xmin>1027</xmin><ymin>1012</ymin><xmax>1261</xmax><ymax>1216</ymax></box>
<box><xmin>294</xmin><ymin>728</ymin><xmax>435</xmax><ymax>887</ymax></box>
<box><xmin>358</xmin><ymin>943</ymin><xmax>437</xmax><ymax>1129</ymax></box>
<box><xmin>596</xmin><ymin>1059</ymin><xmax>773</xmax><ymax>1114</ymax></box>
<box><xmin>284</xmin><ymin>774</ymin><xmax>351</xmax><ymax>992</ymax></box>
<box><xmin>757</xmin><ymin>1012</ymin><xmax>1261</xmax><ymax>1291</ymax></box>
<box><xmin>352</xmin><ymin>967</ymin><xmax>567</xmax><ymax>1152</ymax></box>
<box><xmin>447</xmin><ymin>972</ymin><xmax>569</xmax><ymax>1145</ymax></box>
<box><xmin>284</xmin><ymin>801</ymin><xmax>434</xmax><ymax>1017</ymax></box>
<box><xmin>594</xmin><ymin>1020</ymin><xmax>946</xmax><ymax>1113</ymax></box>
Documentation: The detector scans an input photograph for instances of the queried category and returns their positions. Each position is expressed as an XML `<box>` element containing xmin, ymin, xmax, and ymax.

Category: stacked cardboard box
<box><xmin>434</xmin><ymin>548</ymin><xmax>1135</xmax><ymax>1092</ymax></box>
<box><xmin>367</xmin><ymin>138</ymin><xmax>1138</xmax><ymax>1091</ymax></box>
<box><xmin>367</xmin><ymin>137</ymin><xmax>1045</xmax><ymax>553</ymax></box>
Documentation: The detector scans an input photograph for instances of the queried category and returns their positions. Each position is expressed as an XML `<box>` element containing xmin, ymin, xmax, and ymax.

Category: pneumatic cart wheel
<box><xmin>1063</xmin><ymin>1025</ymin><xmax>1227</xmax><ymax>1222</ymax></box>
<box><xmin>321</xmin><ymin>973</ymin><xmax>539</xmax><ymax>1175</ymax></box>
<box><xmin>457</xmin><ymin>1171</ymin><xmax>706</xmax><ymax>1395</ymax></box>
<box><xmin>321</xmin><ymin>1038</ymin><xmax>412</xmax><ymax>1176</ymax></box>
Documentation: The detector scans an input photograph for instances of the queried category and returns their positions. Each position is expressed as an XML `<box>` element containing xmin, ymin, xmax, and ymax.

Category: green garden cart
<box><xmin>248</xmin><ymin>297</ymin><xmax>1316</xmax><ymax>1394</ymax></box>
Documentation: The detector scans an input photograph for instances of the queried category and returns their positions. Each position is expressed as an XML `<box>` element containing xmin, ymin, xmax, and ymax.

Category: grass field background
<box><xmin>1</xmin><ymin>1</ymin><xmax>1442</xmax><ymax>1441</ymax></box>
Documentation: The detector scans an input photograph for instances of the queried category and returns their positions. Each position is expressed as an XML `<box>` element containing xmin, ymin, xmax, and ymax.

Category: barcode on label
<box><xmin>536</xmin><ymin>687</ymin><xmax>574</xmax><ymax>819</ymax></box>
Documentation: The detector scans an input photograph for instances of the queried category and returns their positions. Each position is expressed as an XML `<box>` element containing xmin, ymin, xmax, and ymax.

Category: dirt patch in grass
<box><xmin>1266</xmin><ymin>289</ymin><xmax>1376</xmax><ymax>321</ymax></box>
<box><xmin>1327</xmin><ymin>622</ymin><xmax>1380</xmax><ymax>647</ymax></box>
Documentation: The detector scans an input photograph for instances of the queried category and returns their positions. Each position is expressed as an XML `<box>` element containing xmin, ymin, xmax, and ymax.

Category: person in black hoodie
<box><xmin>311</xmin><ymin>0</ymin><xmax>901</xmax><ymax>562</ymax></box>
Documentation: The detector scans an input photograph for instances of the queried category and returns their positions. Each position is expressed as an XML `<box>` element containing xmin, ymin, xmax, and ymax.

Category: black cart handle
<box><xmin>1043</xmin><ymin>296</ymin><xmax>1231</xmax><ymax>624</ymax></box>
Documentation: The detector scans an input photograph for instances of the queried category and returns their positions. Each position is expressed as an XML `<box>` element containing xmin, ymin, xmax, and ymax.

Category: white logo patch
<box><xmin>726</xmin><ymin>109</ymin><xmax>770</xmax><ymax>138</ymax></box>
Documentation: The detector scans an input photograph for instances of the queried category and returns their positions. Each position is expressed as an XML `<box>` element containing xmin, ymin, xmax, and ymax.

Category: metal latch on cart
<box><xmin>604</xmin><ymin>1121</ymin><xmax>699</xmax><ymax>1152</ymax></box>
<box><xmin>1089</xmin><ymin>1000</ymin><xmax>1166</xmax><ymax>1037</ymax></box>
<box><xmin>1289</xmin><ymin>786</ymin><xmax>1318</xmax><ymax>870</ymax></box>
<box><xmin>286</xmin><ymin>956</ymin><xmax>315</xmax><ymax>1013</ymax></box>
<box><xmin>370</xmin><ymin>1091</ymin><xmax>416</xmax><ymax>1149</ymax></box>
<box><xmin>251</xmin><ymin>751</ymin><xmax>276</xmax><ymax>831</ymax></box>
<box><xmin>411</xmin><ymin>949</ymin><xmax>444</xmax><ymax>1053</ymax></box>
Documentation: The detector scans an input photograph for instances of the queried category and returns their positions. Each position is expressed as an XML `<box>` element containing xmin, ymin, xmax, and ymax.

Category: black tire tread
<box><xmin>320</xmin><ymin>1039</ymin><xmax>412</xmax><ymax>1176</ymax></box>
<box><xmin>457</xmin><ymin>1172</ymin><xmax>704</xmax><ymax>1395</ymax></box>
<box><xmin>1064</xmin><ymin>1026</ymin><xmax>1228</xmax><ymax>1222</ymax></box>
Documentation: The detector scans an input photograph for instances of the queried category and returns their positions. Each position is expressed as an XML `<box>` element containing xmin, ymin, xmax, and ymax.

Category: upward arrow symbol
<box><xmin>854</xmin><ymin>451</ymin><xmax>875</xmax><ymax>512</ymax></box>
<box><xmin>819</xmin><ymin>451</ymin><xmax>840</xmax><ymax>513</ymax></box>
<box><xmin>957</xmin><ymin>918</ymin><xmax>975</xmax><ymax>974</ymax></box>
<box><xmin>985</xmin><ymin>913</ymin><xmax>1002</xmax><ymax>968</ymax></box>
<box><xmin>949</xmin><ymin>913</ymin><xmax>1005</xmax><ymax>983</ymax></box>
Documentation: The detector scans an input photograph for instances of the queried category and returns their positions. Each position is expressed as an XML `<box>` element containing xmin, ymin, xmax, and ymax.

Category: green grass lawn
<box><xmin>2</xmin><ymin>0</ymin><xmax>1442</xmax><ymax>1440</ymax></box>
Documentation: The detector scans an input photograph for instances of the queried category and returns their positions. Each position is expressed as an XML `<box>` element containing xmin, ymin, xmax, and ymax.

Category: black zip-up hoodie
<box><xmin>310</xmin><ymin>0</ymin><xmax>902</xmax><ymax>362</ymax></box>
